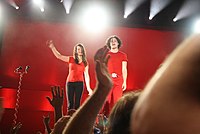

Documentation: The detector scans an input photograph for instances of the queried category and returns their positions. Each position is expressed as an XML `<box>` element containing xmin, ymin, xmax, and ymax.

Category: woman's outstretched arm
<box><xmin>47</xmin><ymin>40</ymin><xmax>69</xmax><ymax>62</ymax></box>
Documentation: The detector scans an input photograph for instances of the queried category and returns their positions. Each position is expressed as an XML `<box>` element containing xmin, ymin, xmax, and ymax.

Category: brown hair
<box><xmin>106</xmin><ymin>91</ymin><xmax>141</xmax><ymax>134</ymax></box>
<box><xmin>73</xmin><ymin>43</ymin><xmax>88</xmax><ymax>67</ymax></box>
<box><xmin>106</xmin><ymin>35</ymin><xmax>122</xmax><ymax>49</ymax></box>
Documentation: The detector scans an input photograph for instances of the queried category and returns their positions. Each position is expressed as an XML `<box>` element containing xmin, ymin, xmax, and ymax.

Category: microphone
<box><xmin>25</xmin><ymin>65</ymin><xmax>30</xmax><ymax>73</ymax></box>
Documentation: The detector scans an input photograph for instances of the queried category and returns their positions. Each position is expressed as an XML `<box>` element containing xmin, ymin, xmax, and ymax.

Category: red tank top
<box><xmin>67</xmin><ymin>57</ymin><xmax>85</xmax><ymax>82</ymax></box>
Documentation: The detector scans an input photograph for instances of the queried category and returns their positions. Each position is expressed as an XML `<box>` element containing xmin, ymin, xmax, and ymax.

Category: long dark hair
<box><xmin>73</xmin><ymin>43</ymin><xmax>88</xmax><ymax>67</ymax></box>
<box><xmin>106</xmin><ymin>35</ymin><xmax>122</xmax><ymax>49</ymax></box>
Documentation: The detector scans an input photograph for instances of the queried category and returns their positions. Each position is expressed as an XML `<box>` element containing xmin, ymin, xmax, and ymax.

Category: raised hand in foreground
<box><xmin>46</xmin><ymin>86</ymin><xmax>64</xmax><ymax>122</ymax></box>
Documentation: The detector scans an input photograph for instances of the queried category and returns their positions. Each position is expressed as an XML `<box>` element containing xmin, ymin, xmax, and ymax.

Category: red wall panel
<box><xmin>0</xmin><ymin>19</ymin><xmax>184</xmax><ymax>133</ymax></box>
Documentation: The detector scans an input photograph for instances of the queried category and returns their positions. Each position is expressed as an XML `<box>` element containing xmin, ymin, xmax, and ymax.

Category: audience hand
<box><xmin>43</xmin><ymin>112</ymin><xmax>50</xmax><ymax>126</ymax></box>
<box><xmin>46</xmin><ymin>86</ymin><xmax>64</xmax><ymax>109</ymax></box>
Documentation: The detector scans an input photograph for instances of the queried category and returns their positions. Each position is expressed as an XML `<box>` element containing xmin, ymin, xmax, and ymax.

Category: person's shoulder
<box><xmin>119</xmin><ymin>51</ymin><xmax>127</xmax><ymax>55</ymax></box>
<box><xmin>69</xmin><ymin>56</ymin><xmax>75</xmax><ymax>62</ymax></box>
<box><xmin>119</xmin><ymin>51</ymin><xmax>128</xmax><ymax>60</ymax></box>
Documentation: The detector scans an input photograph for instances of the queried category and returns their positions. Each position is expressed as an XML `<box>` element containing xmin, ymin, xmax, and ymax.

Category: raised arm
<box><xmin>47</xmin><ymin>40</ymin><xmax>69</xmax><ymax>62</ymax></box>
<box><xmin>84</xmin><ymin>65</ymin><xmax>93</xmax><ymax>96</ymax></box>
<box><xmin>46</xmin><ymin>86</ymin><xmax>64</xmax><ymax>123</ymax></box>
<box><xmin>122</xmin><ymin>61</ymin><xmax>127</xmax><ymax>91</ymax></box>
<box><xmin>43</xmin><ymin>113</ymin><xmax>52</xmax><ymax>134</ymax></box>
<box><xmin>63</xmin><ymin>46</ymin><xmax>113</xmax><ymax>134</ymax></box>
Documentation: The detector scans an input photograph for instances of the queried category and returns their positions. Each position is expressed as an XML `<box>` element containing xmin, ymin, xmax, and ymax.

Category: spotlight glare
<box><xmin>0</xmin><ymin>5</ymin><xmax>2</xmax><ymax>21</ymax></box>
<box><xmin>149</xmin><ymin>15</ymin><xmax>153</xmax><ymax>20</ymax></box>
<box><xmin>7</xmin><ymin>0</ymin><xmax>20</xmax><ymax>10</ymax></box>
<box><xmin>33</xmin><ymin>0</ymin><xmax>43</xmax><ymax>6</ymax></box>
<box><xmin>194</xmin><ymin>19</ymin><xmax>200</xmax><ymax>33</ymax></box>
<box><xmin>150</xmin><ymin>0</ymin><xmax>172</xmax><ymax>21</ymax></box>
<box><xmin>124</xmin><ymin>0</ymin><xmax>145</xmax><ymax>20</ymax></box>
<box><xmin>15</xmin><ymin>6</ymin><xmax>19</xmax><ymax>10</ymax></box>
<box><xmin>63</xmin><ymin>0</ymin><xmax>74</xmax><ymax>14</ymax></box>
<box><xmin>80</xmin><ymin>5</ymin><xmax>109</xmax><ymax>33</ymax></box>
<box><xmin>41</xmin><ymin>7</ymin><xmax>44</xmax><ymax>12</ymax></box>
<box><xmin>173</xmin><ymin>18</ymin><xmax>177</xmax><ymax>22</ymax></box>
<box><xmin>124</xmin><ymin>14</ymin><xmax>128</xmax><ymax>19</ymax></box>
<box><xmin>174</xmin><ymin>0</ymin><xmax>200</xmax><ymax>22</ymax></box>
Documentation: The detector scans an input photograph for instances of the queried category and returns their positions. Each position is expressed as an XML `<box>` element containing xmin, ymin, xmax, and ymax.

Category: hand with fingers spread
<box><xmin>46</xmin><ymin>86</ymin><xmax>64</xmax><ymax>122</ymax></box>
<box><xmin>46</xmin><ymin>86</ymin><xmax>64</xmax><ymax>109</ymax></box>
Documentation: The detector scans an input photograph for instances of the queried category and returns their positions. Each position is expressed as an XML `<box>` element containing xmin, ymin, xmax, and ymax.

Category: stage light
<box><xmin>124</xmin><ymin>14</ymin><xmax>128</xmax><ymax>19</ymax></box>
<box><xmin>80</xmin><ymin>4</ymin><xmax>109</xmax><ymax>33</ymax></box>
<box><xmin>174</xmin><ymin>0</ymin><xmax>200</xmax><ymax>22</ymax></box>
<box><xmin>41</xmin><ymin>7</ymin><xmax>44</xmax><ymax>12</ymax></box>
<box><xmin>149</xmin><ymin>16</ymin><xmax>153</xmax><ymax>20</ymax></box>
<box><xmin>124</xmin><ymin>0</ymin><xmax>145</xmax><ymax>18</ymax></box>
<box><xmin>15</xmin><ymin>6</ymin><xmax>19</xmax><ymax>10</ymax></box>
<box><xmin>173</xmin><ymin>17</ymin><xmax>177</xmax><ymax>22</ymax></box>
<box><xmin>149</xmin><ymin>0</ymin><xmax>172</xmax><ymax>20</ymax></box>
<box><xmin>7</xmin><ymin>0</ymin><xmax>20</xmax><ymax>10</ymax></box>
<box><xmin>193</xmin><ymin>19</ymin><xmax>200</xmax><ymax>33</ymax></box>
<box><xmin>33</xmin><ymin>0</ymin><xmax>43</xmax><ymax>6</ymax></box>
<box><xmin>63</xmin><ymin>0</ymin><xmax>74</xmax><ymax>14</ymax></box>
<box><xmin>32</xmin><ymin>0</ymin><xmax>44</xmax><ymax>13</ymax></box>
<box><xmin>0</xmin><ymin>5</ymin><xmax>2</xmax><ymax>21</ymax></box>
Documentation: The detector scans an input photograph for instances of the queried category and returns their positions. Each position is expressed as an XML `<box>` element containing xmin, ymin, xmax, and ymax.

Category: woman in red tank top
<box><xmin>47</xmin><ymin>40</ymin><xmax>93</xmax><ymax>110</ymax></box>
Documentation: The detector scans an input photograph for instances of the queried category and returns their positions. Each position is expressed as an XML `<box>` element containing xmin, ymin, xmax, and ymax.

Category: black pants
<box><xmin>66</xmin><ymin>81</ymin><xmax>84</xmax><ymax>110</ymax></box>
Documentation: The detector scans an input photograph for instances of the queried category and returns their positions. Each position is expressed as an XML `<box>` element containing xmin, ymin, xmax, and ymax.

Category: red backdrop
<box><xmin>0</xmin><ymin>19</ymin><xmax>184</xmax><ymax>133</ymax></box>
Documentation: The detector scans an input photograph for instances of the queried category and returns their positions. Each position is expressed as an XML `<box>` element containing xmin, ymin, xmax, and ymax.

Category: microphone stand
<box><xmin>12</xmin><ymin>66</ymin><xmax>29</xmax><ymax>126</ymax></box>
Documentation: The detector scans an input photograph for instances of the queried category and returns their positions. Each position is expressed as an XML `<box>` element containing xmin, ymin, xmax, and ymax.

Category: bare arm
<box><xmin>122</xmin><ymin>61</ymin><xmax>127</xmax><ymax>91</ymax></box>
<box><xmin>43</xmin><ymin>113</ymin><xmax>52</xmax><ymax>134</ymax></box>
<box><xmin>131</xmin><ymin>34</ymin><xmax>200</xmax><ymax>134</ymax></box>
<box><xmin>84</xmin><ymin>65</ymin><xmax>93</xmax><ymax>95</ymax></box>
<box><xmin>46</xmin><ymin>86</ymin><xmax>64</xmax><ymax>123</ymax></box>
<box><xmin>47</xmin><ymin>40</ymin><xmax>69</xmax><ymax>62</ymax></box>
<box><xmin>63</xmin><ymin>46</ymin><xmax>113</xmax><ymax>134</ymax></box>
